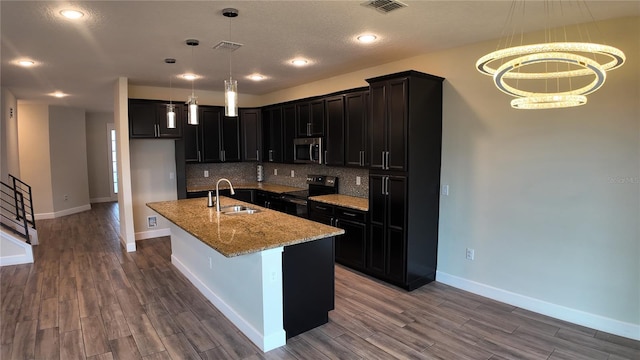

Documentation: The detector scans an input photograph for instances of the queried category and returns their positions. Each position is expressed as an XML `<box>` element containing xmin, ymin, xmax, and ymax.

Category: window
<box><xmin>107</xmin><ymin>124</ymin><xmax>118</xmax><ymax>195</ymax></box>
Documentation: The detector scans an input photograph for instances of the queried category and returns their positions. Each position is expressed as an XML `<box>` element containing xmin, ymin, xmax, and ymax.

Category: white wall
<box><xmin>17</xmin><ymin>104</ymin><xmax>54</xmax><ymax>215</ymax></box>
<box><xmin>1</xmin><ymin>88</ymin><xmax>20</xmax><ymax>181</ymax></box>
<box><xmin>86</xmin><ymin>112</ymin><xmax>116</xmax><ymax>202</ymax></box>
<box><xmin>130</xmin><ymin>139</ymin><xmax>177</xmax><ymax>240</ymax></box>
<box><xmin>49</xmin><ymin>106</ymin><xmax>91</xmax><ymax>213</ymax></box>
<box><xmin>115</xmin><ymin>77</ymin><xmax>136</xmax><ymax>252</ymax></box>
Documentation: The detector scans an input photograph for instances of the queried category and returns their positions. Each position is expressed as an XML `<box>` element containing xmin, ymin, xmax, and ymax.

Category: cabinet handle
<box><xmin>307</xmin><ymin>123</ymin><xmax>311</xmax><ymax>136</ymax></box>
<box><xmin>385</xmin><ymin>151</ymin><xmax>390</xmax><ymax>170</ymax></box>
<box><xmin>324</xmin><ymin>150</ymin><xmax>328</xmax><ymax>164</ymax></box>
<box><xmin>316</xmin><ymin>205</ymin><xmax>328</xmax><ymax>211</ymax></box>
<box><xmin>269</xmin><ymin>150</ymin><xmax>273</xmax><ymax>162</ymax></box>
<box><xmin>342</xmin><ymin>212</ymin><xmax>357</xmax><ymax>217</ymax></box>
<box><xmin>256</xmin><ymin>149</ymin><xmax>259</xmax><ymax>161</ymax></box>
<box><xmin>381</xmin><ymin>152</ymin><xmax>385</xmax><ymax>169</ymax></box>
<box><xmin>198</xmin><ymin>150</ymin><xmax>201</xmax><ymax>162</ymax></box>
<box><xmin>334</xmin><ymin>219</ymin><xmax>339</xmax><ymax>227</ymax></box>
<box><xmin>154</xmin><ymin>124</ymin><xmax>158</xmax><ymax>137</ymax></box>
<box><xmin>223</xmin><ymin>150</ymin><xmax>226</xmax><ymax>162</ymax></box>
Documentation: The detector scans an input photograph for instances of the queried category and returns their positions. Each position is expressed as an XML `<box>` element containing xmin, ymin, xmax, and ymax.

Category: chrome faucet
<box><xmin>215</xmin><ymin>178</ymin><xmax>235</xmax><ymax>212</ymax></box>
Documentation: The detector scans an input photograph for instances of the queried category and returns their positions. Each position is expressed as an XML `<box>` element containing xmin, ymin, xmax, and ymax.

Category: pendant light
<box><xmin>185</xmin><ymin>39</ymin><xmax>199</xmax><ymax>124</ymax></box>
<box><xmin>165</xmin><ymin>58</ymin><xmax>177</xmax><ymax>129</ymax></box>
<box><xmin>223</xmin><ymin>8</ymin><xmax>239</xmax><ymax>117</ymax></box>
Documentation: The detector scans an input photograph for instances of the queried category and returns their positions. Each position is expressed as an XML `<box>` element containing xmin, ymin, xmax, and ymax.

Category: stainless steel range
<box><xmin>280</xmin><ymin>175</ymin><xmax>339</xmax><ymax>218</ymax></box>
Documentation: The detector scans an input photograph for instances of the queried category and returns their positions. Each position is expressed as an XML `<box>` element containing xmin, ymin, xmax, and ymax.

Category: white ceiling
<box><xmin>2</xmin><ymin>1</ymin><xmax>638</xmax><ymax>112</ymax></box>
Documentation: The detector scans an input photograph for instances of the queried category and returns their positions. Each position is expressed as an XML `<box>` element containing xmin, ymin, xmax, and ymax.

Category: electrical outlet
<box><xmin>204</xmin><ymin>170</ymin><xmax>209</xmax><ymax>177</ymax></box>
<box><xmin>274</xmin><ymin>169</ymin><xmax>278</xmax><ymax>176</ymax></box>
<box><xmin>63</xmin><ymin>194</ymin><xmax>68</xmax><ymax>201</ymax></box>
<box><xmin>291</xmin><ymin>170</ymin><xmax>295</xmax><ymax>177</ymax></box>
<box><xmin>466</xmin><ymin>248</ymin><xmax>475</xmax><ymax>260</ymax></box>
<box><xmin>356</xmin><ymin>176</ymin><xmax>361</xmax><ymax>186</ymax></box>
<box><xmin>169</xmin><ymin>172</ymin><xmax>175</xmax><ymax>180</ymax></box>
<box><xmin>147</xmin><ymin>216</ymin><xmax>158</xmax><ymax>228</ymax></box>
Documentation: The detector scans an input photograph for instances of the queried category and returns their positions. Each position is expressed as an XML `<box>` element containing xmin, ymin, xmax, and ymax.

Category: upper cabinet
<box><xmin>369</xmin><ymin>78</ymin><xmax>408</xmax><ymax>171</ymax></box>
<box><xmin>262</xmin><ymin>106</ymin><xmax>284</xmax><ymax>163</ymax></box>
<box><xmin>240</xmin><ymin>108</ymin><xmax>261</xmax><ymax>162</ymax></box>
<box><xmin>184</xmin><ymin>105</ymin><xmax>240</xmax><ymax>163</ymax></box>
<box><xmin>296</xmin><ymin>99</ymin><xmax>325</xmax><ymax>137</ymax></box>
<box><xmin>324</xmin><ymin>95</ymin><xmax>345</xmax><ymax>166</ymax></box>
<box><xmin>344</xmin><ymin>90</ymin><xmax>369</xmax><ymax>168</ymax></box>
<box><xmin>129</xmin><ymin>99</ymin><xmax>183</xmax><ymax>139</ymax></box>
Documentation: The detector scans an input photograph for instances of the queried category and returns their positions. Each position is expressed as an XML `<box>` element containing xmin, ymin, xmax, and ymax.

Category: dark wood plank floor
<box><xmin>1</xmin><ymin>202</ymin><xmax>638</xmax><ymax>359</ymax></box>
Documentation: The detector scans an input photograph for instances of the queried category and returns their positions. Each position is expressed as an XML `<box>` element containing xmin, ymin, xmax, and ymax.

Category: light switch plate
<box><xmin>441</xmin><ymin>185</ymin><xmax>449</xmax><ymax>196</ymax></box>
<box><xmin>291</xmin><ymin>170</ymin><xmax>295</xmax><ymax>177</ymax></box>
<box><xmin>356</xmin><ymin>176</ymin><xmax>361</xmax><ymax>185</ymax></box>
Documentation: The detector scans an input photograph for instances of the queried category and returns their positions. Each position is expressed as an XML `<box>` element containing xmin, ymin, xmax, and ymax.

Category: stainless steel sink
<box><xmin>220</xmin><ymin>204</ymin><xmax>261</xmax><ymax>215</ymax></box>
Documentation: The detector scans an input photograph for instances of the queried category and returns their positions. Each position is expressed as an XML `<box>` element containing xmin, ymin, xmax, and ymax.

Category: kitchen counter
<box><xmin>147</xmin><ymin>197</ymin><xmax>344</xmax><ymax>257</ymax></box>
<box><xmin>309</xmin><ymin>194</ymin><xmax>369</xmax><ymax>212</ymax></box>
<box><xmin>187</xmin><ymin>182</ymin><xmax>304</xmax><ymax>194</ymax></box>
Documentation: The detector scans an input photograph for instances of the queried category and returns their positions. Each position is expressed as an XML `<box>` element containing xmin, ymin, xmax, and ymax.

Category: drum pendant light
<box><xmin>185</xmin><ymin>39</ymin><xmax>199</xmax><ymax>124</ymax></box>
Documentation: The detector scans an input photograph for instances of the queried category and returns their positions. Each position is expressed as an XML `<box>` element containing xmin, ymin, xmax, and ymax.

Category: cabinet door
<box><xmin>310</xmin><ymin>99</ymin><xmax>325</xmax><ymax>136</ymax></box>
<box><xmin>283</xmin><ymin>105</ymin><xmax>297</xmax><ymax>163</ymax></box>
<box><xmin>156</xmin><ymin>103</ymin><xmax>183</xmax><ymax>138</ymax></box>
<box><xmin>200</xmin><ymin>106</ymin><xmax>223</xmax><ymax>163</ymax></box>
<box><xmin>183</xmin><ymin>107</ymin><xmax>200</xmax><ymax>163</ymax></box>
<box><xmin>368</xmin><ymin>174</ymin><xmax>387</xmax><ymax>275</ymax></box>
<box><xmin>386</xmin><ymin>175</ymin><xmax>407</xmax><ymax>282</ymax></box>
<box><xmin>263</xmin><ymin>107</ymin><xmax>283</xmax><ymax>162</ymax></box>
<box><xmin>369</xmin><ymin>83</ymin><xmax>386</xmax><ymax>169</ymax></box>
<box><xmin>221</xmin><ymin>116</ymin><xmax>241</xmax><ymax>162</ymax></box>
<box><xmin>296</xmin><ymin>102</ymin><xmax>310</xmax><ymax>137</ymax></box>
<box><xmin>345</xmin><ymin>92</ymin><xmax>367</xmax><ymax>167</ymax></box>
<box><xmin>240</xmin><ymin>108</ymin><xmax>261</xmax><ymax>161</ymax></box>
<box><xmin>128</xmin><ymin>100</ymin><xmax>157</xmax><ymax>138</ymax></box>
<box><xmin>324</xmin><ymin>96</ymin><xmax>344</xmax><ymax>166</ymax></box>
<box><xmin>336</xmin><ymin>218</ymin><xmax>366</xmax><ymax>270</ymax></box>
<box><xmin>386</xmin><ymin>78</ymin><xmax>408</xmax><ymax>171</ymax></box>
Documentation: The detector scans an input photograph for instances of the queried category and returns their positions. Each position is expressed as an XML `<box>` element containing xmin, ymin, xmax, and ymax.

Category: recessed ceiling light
<box><xmin>182</xmin><ymin>73</ymin><xmax>198</xmax><ymax>80</ymax></box>
<box><xmin>50</xmin><ymin>91</ymin><xmax>67</xmax><ymax>98</ymax></box>
<box><xmin>18</xmin><ymin>60</ymin><xmax>36</xmax><ymax>67</ymax></box>
<box><xmin>357</xmin><ymin>34</ymin><xmax>378</xmax><ymax>43</ymax></box>
<box><xmin>247</xmin><ymin>74</ymin><xmax>265</xmax><ymax>81</ymax></box>
<box><xmin>291</xmin><ymin>59</ymin><xmax>309</xmax><ymax>67</ymax></box>
<box><xmin>60</xmin><ymin>9</ymin><xmax>84</xmax><ymax>19</ymax></box>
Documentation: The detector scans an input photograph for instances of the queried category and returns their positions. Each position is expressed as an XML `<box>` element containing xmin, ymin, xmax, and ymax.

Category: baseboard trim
<box><xmin>35</xmin><ymin>204</ymin><xmax>92</xmax><ymax>220</ymax></box>
<box><xmin>171</xmin><ymin>254</ymin><xmax>283</xmax><ymax>352</ymax></box>
<box><xmin>135</xmin><ymin>228</ymin><xmax>171</xmax><ymax>241</ymax></box>
<box><xmin>90</xmin><ymin>196</ymin><xmax>117</xmax><ymax>203</ymax></box>
<box><xmin>119</xmin><ymin>234</ymin><xmax>136</xmax><ymax>252</ymax></box>
<box><xmin>436</xmin><ymin>271</ymin><xmax>640</xmax><ymax>341</ymax></box>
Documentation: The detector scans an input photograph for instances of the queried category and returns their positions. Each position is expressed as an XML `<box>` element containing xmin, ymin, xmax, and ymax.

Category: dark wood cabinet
<box><xmin>345</xmin><ymin>91</ymin><xmax>369</xmax><ymax>167</ymax></box>
<box><xmin>366</xmin><ymin>70</ymin><xmax>444</xmax><ymax>290</ymax></box>
<box><xmin>324</xmin><ymin>95</ymin><xmax>345</xmax><ymax>166</ymax></box>
<box><xmin>183</xmin><ymin>106</ymin><xmax>240</xmax><ymax>163</ymax></box>
<box><xmin>129</xmin><ymin>99</ymin><xmax>183</xmax><ymax>139</ymax></box>
<box><xmin>309</xmin><ymin>201</ymin><xmax>367</xmax><ymax>272</ymax></box>
<box><xmin>240</xmin><ymin>108</ymin><xmax>261</xmax><ymax>162</ymax></box>
<box><xmin>283</xmin><ymin>105</ymin><xmax>297</xmax><ymax>163</ymax></box>
<box><xmin>296</xmin><ymin>99</ymin><xmax>325</xmax><ymax>137</ymax></box>
<box><xmin>262</xmin><ymin>106</ymin><xmax>283</xmax><ymax>163</ymax></box>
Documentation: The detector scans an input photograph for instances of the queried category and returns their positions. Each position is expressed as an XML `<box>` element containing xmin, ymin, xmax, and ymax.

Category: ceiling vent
<box><xmin>361</xmin><ymin>0</ymin><xmax>407</xmax><ymax>14</ymax></box>
<box><xmin>213</xmin><ymin>41</ymin><xmax>243</xmax><ymax>52</ymax></box>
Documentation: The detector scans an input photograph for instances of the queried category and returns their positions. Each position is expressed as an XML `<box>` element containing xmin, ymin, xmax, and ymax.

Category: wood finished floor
<box><xmin>1</xmin><ymin>202</ymin><xmax>638</xmax><ymax>360</ymax></box>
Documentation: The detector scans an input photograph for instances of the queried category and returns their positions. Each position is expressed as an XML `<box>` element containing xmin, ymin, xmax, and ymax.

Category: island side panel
<box><xmin>168</xmin><ymin>224</ymin><xmax>286</xmax><ymax>352</ymax></box>
<box><xmin>283</xmin><ymin>236</ymin><xmax>335</xmax><ymax>338</ymax></box>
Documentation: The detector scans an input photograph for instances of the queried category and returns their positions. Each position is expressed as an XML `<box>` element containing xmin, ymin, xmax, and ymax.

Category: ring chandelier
<box><xmin>476</xmin><ymin>41</ymin><xmax>625</xmax><ymax>110</ymax></box>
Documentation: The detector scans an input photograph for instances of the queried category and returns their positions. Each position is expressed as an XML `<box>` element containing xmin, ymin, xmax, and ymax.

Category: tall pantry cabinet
<box><xmin>366</xmin><ymin>70</ymin><xmax>444</xmax><ymax>290</ymax></box>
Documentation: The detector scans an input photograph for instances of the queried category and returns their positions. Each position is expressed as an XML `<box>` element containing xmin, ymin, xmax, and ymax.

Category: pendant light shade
<box><xmin>225</xmin><ymin>78</ymin><xmax>237</xmax><ymax>117</ymax></box>
<box><xmin>166</xmin><ymin>104</ymin><xmax>176</xmax><ymax>128</ymax></box>
<box><xmin>187</xmin><ymin>95</ymin><xmax>198</xmax><ymax>125</ymax></box>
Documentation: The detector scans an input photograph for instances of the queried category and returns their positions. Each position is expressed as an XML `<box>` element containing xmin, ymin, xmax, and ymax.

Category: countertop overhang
<box><xmin>147</xmin><ymin>197</ymin><xmax>344</xmax><ymax>258</ymax></box>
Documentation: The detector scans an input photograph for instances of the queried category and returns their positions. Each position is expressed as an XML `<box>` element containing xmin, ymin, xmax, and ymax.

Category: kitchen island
<box><xmin>147</xmin><ymin>197</ymin><xmax>344</xmax><ymax>352</ymax></box>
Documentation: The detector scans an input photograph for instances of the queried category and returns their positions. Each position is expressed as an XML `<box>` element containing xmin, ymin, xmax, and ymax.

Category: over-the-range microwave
<box><xmin>293</xmin><ymin>137</ymin><xmax>322</xmax><ymax>164</ymax></box>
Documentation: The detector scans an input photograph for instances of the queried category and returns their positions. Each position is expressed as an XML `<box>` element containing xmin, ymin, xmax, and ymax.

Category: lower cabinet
<box><xmin>254</xmin><ymin>190</ymin><xmax>286</xmax><ymax>211</ymax></box>
<box><xmin>308</xmin><ymin>201</ymin><xmax>367</xmax><ymax>271</ymax></box>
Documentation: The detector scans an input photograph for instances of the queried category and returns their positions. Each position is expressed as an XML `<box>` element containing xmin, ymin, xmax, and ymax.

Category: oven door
<box><xmin>294</xmin><ymin>138</ymin><xmax>322</xmax><ymax>164</ymax></box>
<box><xmin>280</xmin><ymin>196</ymin><xmax>309</xmax><ymax>218</ymax></box>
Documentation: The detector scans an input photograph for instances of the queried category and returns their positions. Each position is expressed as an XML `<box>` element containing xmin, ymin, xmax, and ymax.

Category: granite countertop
<box><xmin>147</xmin><ymin>197</ymin><xmax>344</xmax><ymax>258</ymax></box>
<box><xmin>309</xmin><ymin>194</ymin><xmax>369</xmax><ymax>212</ymax></box>
<box><xmin>188</xmin><ymin>182</ymin><xmax>304</xmax><ymax>194</ymax></box>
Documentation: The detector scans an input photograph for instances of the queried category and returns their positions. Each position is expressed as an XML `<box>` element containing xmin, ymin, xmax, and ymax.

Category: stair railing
<box><xmin>0</xmin><ymin>180</ymin><xmax>30</xmax><ymax>243</ymax></box>
<box><xmin>9</xmin><ymin>174</ymin><xmax>36</xmax><ymax>230</ymax></box>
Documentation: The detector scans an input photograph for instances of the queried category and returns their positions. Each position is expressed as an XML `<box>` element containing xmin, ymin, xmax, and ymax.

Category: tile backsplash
<box><xmin>186</xmin><ymin>163</ymin><xmax>369</xmax><ymax>198</ymax></box>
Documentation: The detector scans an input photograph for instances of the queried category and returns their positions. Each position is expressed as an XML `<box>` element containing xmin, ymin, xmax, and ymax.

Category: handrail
<box><xmin>9</xmin><ymin>174</ymin><xmax>35</xmax><ymax>230</ymax></box>
<box><xmin>0</xmin><ymin>181</ymin><xmax>30</xmax><ymax>243</ymax></box>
